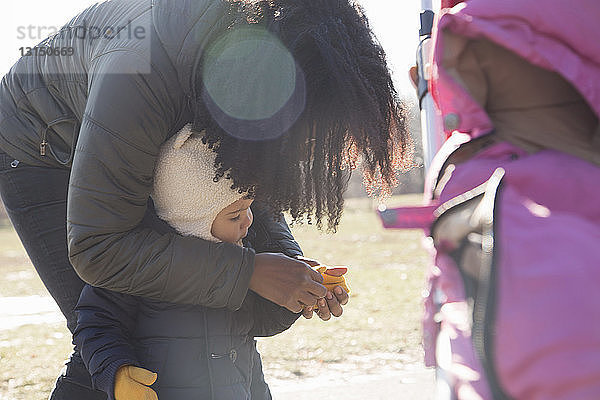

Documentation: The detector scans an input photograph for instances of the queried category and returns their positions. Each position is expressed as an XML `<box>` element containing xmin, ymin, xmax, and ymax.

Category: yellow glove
<box><xmin>114</xmin><ymin>365</ymin><xmax>158</xmax><ymax>400</ymax></box>
<box><xmin>313</xmin><ymin>266</ymin><xmax>350</xmax><ymax>310</ymax></box>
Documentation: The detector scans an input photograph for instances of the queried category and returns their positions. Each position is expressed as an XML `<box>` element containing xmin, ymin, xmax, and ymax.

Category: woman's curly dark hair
<box><xmin>193</xmin><ymin>0</ymin><xmax>411</xmax><ymax>231</ymax></box>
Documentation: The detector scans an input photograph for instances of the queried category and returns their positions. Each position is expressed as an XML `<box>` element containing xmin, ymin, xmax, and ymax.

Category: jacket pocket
<box><xmin>16</xmin><ymin>82</ymin><xmax>82</xmax><ymax>167</ymax></box>
<box><xmin>39</xmin><ymin>115</ymin><xmax>80</xmax><ymax>166</ymax></box>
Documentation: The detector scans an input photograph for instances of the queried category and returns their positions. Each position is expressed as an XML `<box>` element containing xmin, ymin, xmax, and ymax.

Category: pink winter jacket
<box><xmin>419</xmin><ymin>2</ymin><xmax>600</xmax><ymax>400</ymax></box>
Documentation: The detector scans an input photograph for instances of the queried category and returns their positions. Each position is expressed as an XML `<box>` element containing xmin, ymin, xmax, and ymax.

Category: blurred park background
<box><xmin>0</xmin><ymin>1</ymin><xmax>436</xmax><ymax>399</ymax></box>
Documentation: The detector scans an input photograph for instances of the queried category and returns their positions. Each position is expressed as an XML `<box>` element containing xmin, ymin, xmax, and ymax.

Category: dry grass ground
<box><xmin>0</xmin><ymin>195</ymin><xmax>433</xmax><ymax>400</ymax></box>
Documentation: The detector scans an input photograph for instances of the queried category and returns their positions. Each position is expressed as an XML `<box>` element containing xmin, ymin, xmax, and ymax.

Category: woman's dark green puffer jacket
<box><xmin>0</xmin><ymin>0</ymin><xmax>302</xmax><ymax>308</ymax></box>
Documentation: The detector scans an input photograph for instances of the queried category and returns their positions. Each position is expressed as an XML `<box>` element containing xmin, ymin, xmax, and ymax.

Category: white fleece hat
<box><xmin>151</xmin><ymin>124</ymin><xmax>247</xmax><ymax>241</ymax></box>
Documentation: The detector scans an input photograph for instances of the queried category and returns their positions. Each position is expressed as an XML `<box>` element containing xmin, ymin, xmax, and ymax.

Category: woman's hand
<box><xmin>249</xmin><ymin>253</ymin><xmax>327</xmax><ymax>313</ymax></box>
<box><xmin>295</xmin><ymin>256</ymin><xmax>349</xmax><ymax>321</ymax></box>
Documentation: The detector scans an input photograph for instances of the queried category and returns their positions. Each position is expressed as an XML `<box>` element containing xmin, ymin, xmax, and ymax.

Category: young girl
<box><xmin>73</xmin><ymin>125</ymin><xmax>348</xmax><ymax>400</ymax></box>
<box><xmin>420</xmin><ymin>1</ymin><xmax>600</xmax><ymax>398</ymax></box>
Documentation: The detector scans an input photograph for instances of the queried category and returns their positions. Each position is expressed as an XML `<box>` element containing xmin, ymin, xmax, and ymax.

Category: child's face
<box><xmin>211</xmin><ymin>198</ymin><xmax>254</xmax><ymax>244</ymax></box>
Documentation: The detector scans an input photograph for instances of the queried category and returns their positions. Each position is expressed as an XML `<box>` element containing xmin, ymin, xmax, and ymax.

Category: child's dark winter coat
<box><xmin>74</xmin><ymin>202</ymin><xmax>302</xmax><ymax>400</ymax></box>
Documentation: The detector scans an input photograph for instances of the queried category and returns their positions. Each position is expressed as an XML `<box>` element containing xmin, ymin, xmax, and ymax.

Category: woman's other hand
<box><xmin>250</xmin><ymin>253</ymin><xmax>327</xmax><ymax>313</ymax></box>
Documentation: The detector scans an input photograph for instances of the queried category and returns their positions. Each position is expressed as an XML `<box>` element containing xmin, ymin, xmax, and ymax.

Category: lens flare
<box><xmin>202</xmin><ymin>26</ymin><xmax>306</xmax><ymax>141</ymax></box>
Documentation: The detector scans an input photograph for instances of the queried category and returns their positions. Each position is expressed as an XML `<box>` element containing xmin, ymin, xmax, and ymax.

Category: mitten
<box><xmin>114</xmin><ymin>365</ymin><xmax>158</xmax><ymax>400</ymax></box>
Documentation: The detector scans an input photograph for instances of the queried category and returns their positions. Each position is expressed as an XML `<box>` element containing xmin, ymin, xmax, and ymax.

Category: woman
<box><xmin>0</xmin><ymin>0</ymin><xmax>408</xmax><ymax>398</ymax></box>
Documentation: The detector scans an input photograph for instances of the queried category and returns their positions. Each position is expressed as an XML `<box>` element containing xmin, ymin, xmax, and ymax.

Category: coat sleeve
<box><xmin>244</xmin><ymin>205</ymin><xmax>303</xmax><ymax>337</ymax></box>
<box><xmin>247</xmin><ymin>291</ymin><xmax>301</xmax><ymax>337</ymax></box>
<box><xmin>73</xmin><ymin>285</ymin><xmax>140</xmax><ymax>400</ymax></box>
<box><xmin>67</xmin><ymin>51</ymin><xmax>254</xmax><ymax>310</ymax></box>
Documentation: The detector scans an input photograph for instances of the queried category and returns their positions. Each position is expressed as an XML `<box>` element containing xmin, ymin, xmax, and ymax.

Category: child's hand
<box><xmin>115</xmin><ymin>365</ymin><xmax>158</xmax><ymax>400</ymax></box>
<box><xmin>310</xmin><ymin>288</ymin><xmax>348</xmax><ymax>320</ymax></box>
<box><xmin>312</xmin><ymin>267</ymin><xmax>350</xmax><ymax>321</ymax></box>
<box><xmin>296</xmin><ymin>257</ymin><xmax>350</xmax><ymax>320</ymax></box>
<box><xmin>311</xmin><ymin>266</ymin><xmax>350</xmax><ymax>320</ymax></box>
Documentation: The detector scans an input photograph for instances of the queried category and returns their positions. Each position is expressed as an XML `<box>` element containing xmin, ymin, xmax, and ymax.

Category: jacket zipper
<box><xmin>39</xmin><ymin>126</ymin><xmax>48</xmax><ymax>156</ymax></box>
<box><xmin>470</xmin><ymin>170</ymin><xmax>512</xmax><ymax>400</ymax></box>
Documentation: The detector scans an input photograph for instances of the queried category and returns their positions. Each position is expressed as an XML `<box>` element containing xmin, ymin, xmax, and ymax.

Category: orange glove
<box><xmin>312</xmin><ymin>266</ymin><xmax>350</xmax><ymax>310</ymax></box>
<box><xmin>114</xmin><ymin>365</ymin><xmax>158</xmax><ymax>400</ymax></box>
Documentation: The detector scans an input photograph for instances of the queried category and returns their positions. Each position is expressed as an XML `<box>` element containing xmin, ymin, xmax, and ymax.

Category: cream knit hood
<box><xmin>151</xmin><ymin>124</ymin><xmax>246</xmax><ymax>241</ymax></box>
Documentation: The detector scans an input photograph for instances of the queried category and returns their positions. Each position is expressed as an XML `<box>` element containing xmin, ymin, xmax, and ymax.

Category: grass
<box><xmin>258</xmin><ymin>195</ymin><xmax>430</xmax><ymax>383</ymax></box>
<box><xmin>0</xmin><ymin>324</ymin><xmax>72</xmax><ymax>400</ymax></box>
<box><xmin>0</xmin><ymin>195</ymin><xmax>431</xmax><ymax>399</ymax></box>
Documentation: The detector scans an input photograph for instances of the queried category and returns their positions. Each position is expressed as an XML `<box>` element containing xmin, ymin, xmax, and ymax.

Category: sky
<box><xmin>0</xmin><ymin>0</ymin><xmax>421</xmax><ymax>99</ymax></box>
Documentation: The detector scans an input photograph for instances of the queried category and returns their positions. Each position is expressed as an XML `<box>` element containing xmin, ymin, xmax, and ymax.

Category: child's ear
<box><xmin>172</xmin><ymin>127</ymin><xmax>195</xmax><ymax>150</ymax></box>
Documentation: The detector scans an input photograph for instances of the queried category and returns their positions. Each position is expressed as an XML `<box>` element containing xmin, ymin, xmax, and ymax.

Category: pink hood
<box><xmin>431</xmin><ymin>0</ymin><xmax>600</xmax><ymax>139</ymax></box>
